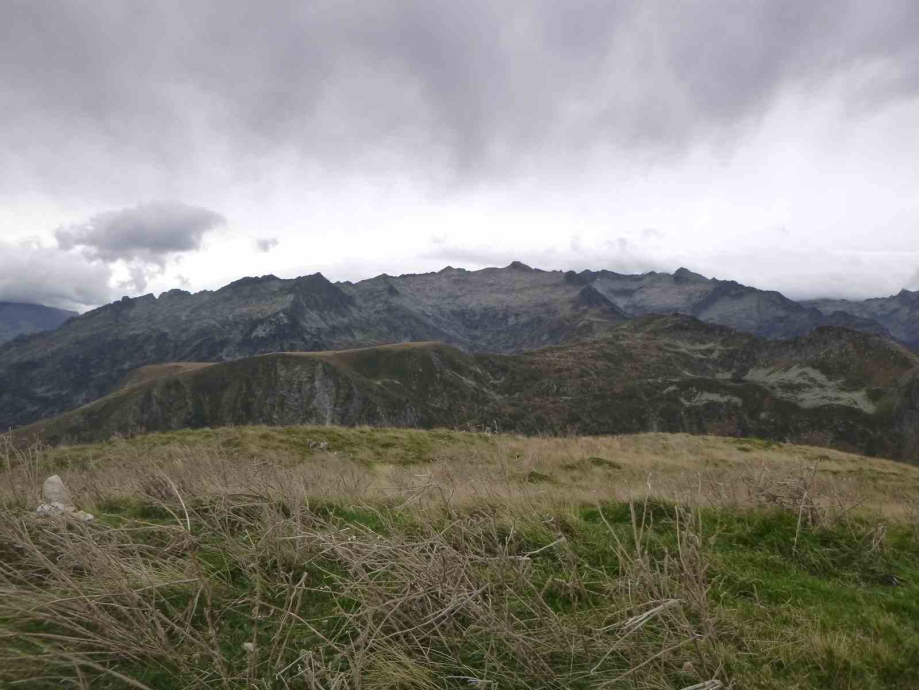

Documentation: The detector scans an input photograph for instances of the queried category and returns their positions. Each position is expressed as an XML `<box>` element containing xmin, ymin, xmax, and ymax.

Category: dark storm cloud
<box><xmin>55</xmin><ymin>201</ymin><xmax>225</xmax><ymax>266</ymax></box>
<box><xmin>2</xmin><ymin>0</ymin><xmax>918</xmax><ymax>193</ymax></box>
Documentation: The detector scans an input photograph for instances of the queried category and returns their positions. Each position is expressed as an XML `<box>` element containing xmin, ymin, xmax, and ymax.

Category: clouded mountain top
<box><xmin>0</xmin><ymin>302</ymin><xmax>77</xmax><ymax>344</ymax></box>
<box><xmin>4</xmin><ymin>3</ymin><xmax>919</xmax><ymax>308</ymax></box>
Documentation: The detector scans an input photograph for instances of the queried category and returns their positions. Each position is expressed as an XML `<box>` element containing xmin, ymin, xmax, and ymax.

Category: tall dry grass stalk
<box><xmin>3</xmin><ymin>428</ymin><xmax>916</xmax><ymax>519</ymax></box>
<box><xmin>0</xmin><ymin>466</ymin><xmax>725</xmax><ymax>687</ymax></box>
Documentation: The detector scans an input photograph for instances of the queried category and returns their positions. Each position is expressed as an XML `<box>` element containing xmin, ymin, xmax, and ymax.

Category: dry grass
<box><xmin>4</xmin><ymin>426</ymin><xmax>917</xmax><ymax>520</ymax></box>
<box><xmin>1</xmin><ymin>426</ymin><xmax>919</xmax><ymax>689</ymax></box>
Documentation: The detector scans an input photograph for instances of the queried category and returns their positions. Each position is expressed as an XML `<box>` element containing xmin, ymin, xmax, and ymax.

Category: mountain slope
<box><xmin>0</xmin><ymin>302</ymin><xmax>77</xmax><ymax>343</ymax></box>
<box><xmin>0</xmin><ymin>263</ymin><xmax>894</xmax><ymax>431</ymax></box>
<box><xmin>0</xmin><ymin>265</ymin><xmax>629</xmax><ymax>429</ymax></box>
<box><xmin>21</xmin><ymin>317</ymin><xmax>919</xmax><ymax>461</ymax></box>
<box><xmin>571</xmin><ymin>268</ymin><xmax>890</xmax><ymax>340</ymax></box>
<box><xmin>805</xmin><ymin>289</ymin><xmax>919</xmax><ymax>348</ymax></box>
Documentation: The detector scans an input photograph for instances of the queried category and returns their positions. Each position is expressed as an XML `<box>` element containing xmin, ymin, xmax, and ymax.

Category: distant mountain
<box><xmin>0</xmin><ymin>302</ymin><xmax>77</xmax><ymax>343</ymax></box>
<box><xmin>0</xmin><ymin>263</ymin><xmax>893</xmax><ymax>431</ymax></box>
<box><xmin>20</xmin><ymin>316</ymin><xmax>919</xmax><ymax>461</ymax></box>
<box><xmin>804</xmin><ymin>289</ymin><xmax>919</xmax><ymax>348</ymax></box>
<box><xmin>0</xmin><ymin>264</ymin><xmax>628</xmax><ymax>429</ymax></box>
<box><xmin>567</xmin><ymin>267</ymin><xmax>890</xmax><ymax>340</ymax></box>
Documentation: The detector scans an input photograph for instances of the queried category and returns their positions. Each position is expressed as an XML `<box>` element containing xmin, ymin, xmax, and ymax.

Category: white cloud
<box><xmin>54</xmin><ymin>201</ymin><xmax>225</xmax><ymax>292</ymax></box>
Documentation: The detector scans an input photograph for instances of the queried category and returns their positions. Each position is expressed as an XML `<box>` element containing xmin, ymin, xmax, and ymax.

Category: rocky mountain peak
<box><xmin>291</xmin><ymin>273</ymin><xmax>355</xmax><ymax>311</ymax></box>
<box><xmin>673</xmin><ymin>267</ymin><xmax>709</xmax><ymax>283</ymax></box>
<box><xmin>219</xmin><ymin>275</ymin><xmax>280</xmax><ymax>291</ymax></box>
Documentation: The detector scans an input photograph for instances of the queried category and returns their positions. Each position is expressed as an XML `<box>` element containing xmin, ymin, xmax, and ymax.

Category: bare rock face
<box><xmin>37</xmin><ymin>475</ymin><xmax>94</xmax><ymax>522</ymax></box>
<box><xmin>42</xmin><ymin>475</ymin><xmax>73</xmax><ymax>507</ymax></box>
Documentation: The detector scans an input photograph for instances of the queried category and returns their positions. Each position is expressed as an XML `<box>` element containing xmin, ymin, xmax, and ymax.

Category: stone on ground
<box><xmin>42</xmin><ymin>475</ymin><xmax>73</xmax><ymax>507</ymax></box>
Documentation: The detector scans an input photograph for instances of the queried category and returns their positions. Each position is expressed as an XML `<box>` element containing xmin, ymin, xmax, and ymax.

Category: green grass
<box><xmin>4</xmin><ymin>427</ymin><xmax>919</xmax><ymax>688</ymax></box>
<box><xmin>3</xmin><ymin>496</ymin><xmax>918</xmax><ymax>688</ymax></box>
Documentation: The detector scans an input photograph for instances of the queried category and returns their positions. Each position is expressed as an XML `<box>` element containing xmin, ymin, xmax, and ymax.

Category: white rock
<box><xmin>35</xmin><ymin>503</ymin><xmax>95</xmax><ymax>521</ymax></box>
<box><xmin>42</xmin><ymin>475</ymin><xmax>73</xmax><ymax>507</ymax></box>
<box><xmin>37</xmin><ymin>502</ymin><xmax>71</xmax><ymax>516</ymax></box>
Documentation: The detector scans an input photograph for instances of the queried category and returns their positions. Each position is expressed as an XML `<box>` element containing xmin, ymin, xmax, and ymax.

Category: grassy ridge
<box><xmin>2</xmin><ymin>427</ymin><xmax>919</xmax><ymax>688</ymax></box>
<box><xmin>18</xmin><ymin>320</ymin><xmax>919</xmax><ymax>460</ymax></box>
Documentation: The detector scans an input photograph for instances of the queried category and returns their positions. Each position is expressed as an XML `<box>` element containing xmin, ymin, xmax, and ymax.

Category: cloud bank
<box><xmin>2</xmin><ymin>2</ymin><xmax>918</xmax><ymax>305</ymax></box>
<box><xmin>2</xmin><ymin>1</ymin><xmax>918</xmax><ymax>195</ymax></box>
<box><xmin>0</xmin><ymin>241</ymin><xmax>113</xmax><ymax>311</ymax></box>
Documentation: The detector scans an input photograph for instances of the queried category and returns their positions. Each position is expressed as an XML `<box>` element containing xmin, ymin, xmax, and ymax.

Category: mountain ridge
<box><xmin>0</xmin><ymin>301</ymin><xmax>77</xmax><ymax>343</ymax></box>
<box><xmin>804</xmin><ymin>288</ymin><xmax>919</xmax><ymax>348</ymax></box>
<box><xmin>0</xmin><ymin>262</ymin><xmax>908</xmax><ymax>433</ymax></box>
<box><xmin>17</xmin><ymin>316</ymin><xmax>919</xmax><ymax>461</ymax></box>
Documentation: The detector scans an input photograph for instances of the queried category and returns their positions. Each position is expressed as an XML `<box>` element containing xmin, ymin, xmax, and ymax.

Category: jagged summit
<box><xmin>673</xmin><ymin>267</ymin><xmax>709</xmax><ymax>282</ymax></box>
<box><xmin>220</xmin><ymin>274</ymin><xmax>280</xmax><ymax>290</ymax></box>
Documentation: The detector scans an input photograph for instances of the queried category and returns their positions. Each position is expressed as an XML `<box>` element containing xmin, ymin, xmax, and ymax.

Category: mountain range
<box><xmin>3</xmin><ymin>263</ymin><xmax>918</xmax><ymax>461</ymax></box>
<box><xmin>0</xmin><ymin>302</ymin><xmax>77</xmax><ymax>344</ymax></box>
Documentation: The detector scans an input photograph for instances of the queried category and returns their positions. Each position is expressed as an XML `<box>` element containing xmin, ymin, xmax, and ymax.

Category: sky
<box><xmin>1</xmin><ymin>1</ymin><xmax>918</xmax><ymax>312</ymax></box>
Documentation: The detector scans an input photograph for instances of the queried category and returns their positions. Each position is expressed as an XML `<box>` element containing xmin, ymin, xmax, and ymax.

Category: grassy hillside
<box><xmin>18</xmin><ymin>319</ymin><xmax>919</xmax><ymax>461</ymax></box>
<box><xmin>3</xmin><ymin>426</ymin><xmax>919</xmax><ymax>688</ymax></box>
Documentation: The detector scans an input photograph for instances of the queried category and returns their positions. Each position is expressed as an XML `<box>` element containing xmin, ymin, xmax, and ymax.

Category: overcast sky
<box><xmin>2</xmin><ymin>1</ymin><xmax>918</xmax><ymax>311</ymax></box>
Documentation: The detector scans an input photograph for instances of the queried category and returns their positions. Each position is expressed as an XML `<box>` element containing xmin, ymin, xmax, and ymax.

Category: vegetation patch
<box><xmin>524</xmin><ymin>469</ymin><xmax>553</xmax><ymax>483</ymax></box>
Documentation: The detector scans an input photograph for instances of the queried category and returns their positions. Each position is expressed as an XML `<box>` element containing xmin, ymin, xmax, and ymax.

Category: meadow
<box><xmin>2</xmin><ymin>426</ymin><xmax>919</xmax><ymax>689</ymax></box>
